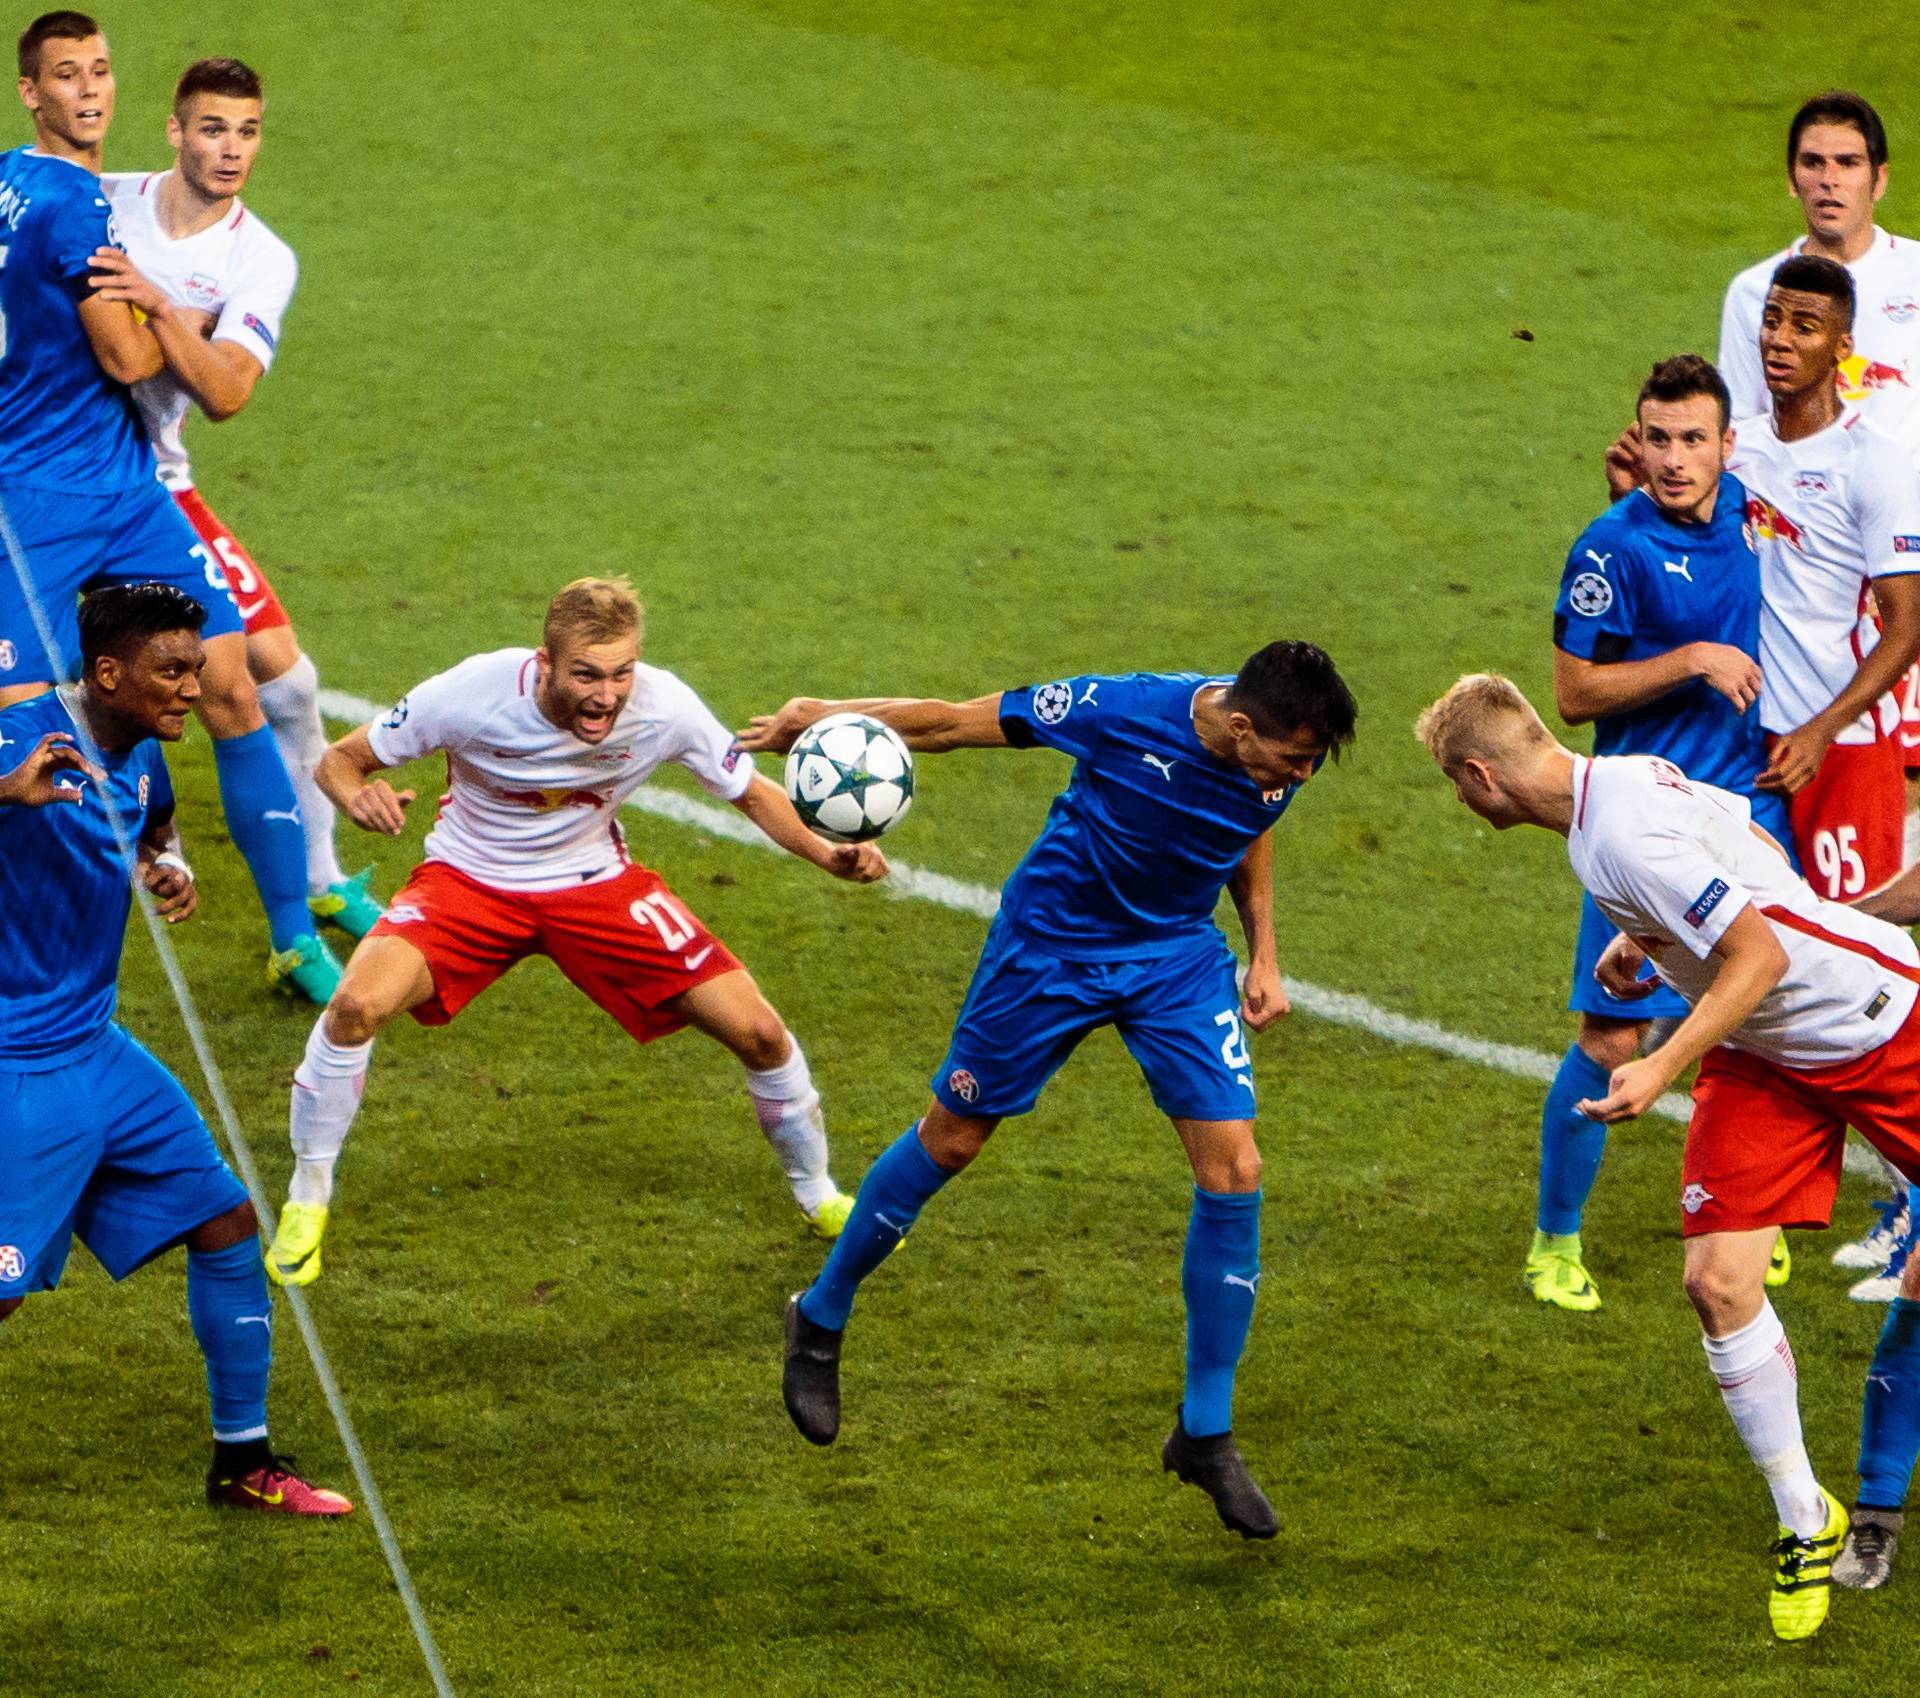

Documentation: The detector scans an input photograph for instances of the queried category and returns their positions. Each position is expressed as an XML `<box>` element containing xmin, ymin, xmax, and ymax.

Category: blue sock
<box><xmin>800</xmin><ymin>1126</ymin><xmax>954</xmax><ymax>1330</ymax></box>
<box><xmin>1181</xmin><ymin>1186</ymin><xmax>1262</xmax><ymax>1438</ymax></box>
<box><xmin>1858</xmin><ymin>1296</ymin><xmax>1920</xmax><ymax>1510</ymax></box>
<box><xmin>1537</xmin><ymin>1043</ymin><xmax>1612</xmax><ymax>1236</ymax></box>
<box><xmin>187</xmin><ymin>1240</ymin><xmax>273</xmax><ymax>1443</ymax></box>
<box><xmin>213</xmin><ymin>725</ymin><xmax>311</xmax><ymax>949</ymax></box>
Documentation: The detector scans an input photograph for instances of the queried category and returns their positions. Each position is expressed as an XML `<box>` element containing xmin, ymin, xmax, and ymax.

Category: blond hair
<box><xmin>1413</xmin><ymin>672</ymin><xmax>1553</xmax><ymax>770</ymax></box>
<box><xmin>544</xmin><ymin>577</ymin><xmax>643</xmax><ymax>657</ymax></box>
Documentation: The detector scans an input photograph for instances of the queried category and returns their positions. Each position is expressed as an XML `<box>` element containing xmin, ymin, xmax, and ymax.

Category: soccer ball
<box><xmin>784</xmin><ymin>713</ymin><xmax>915</xmax><ymax>843</ymax></box>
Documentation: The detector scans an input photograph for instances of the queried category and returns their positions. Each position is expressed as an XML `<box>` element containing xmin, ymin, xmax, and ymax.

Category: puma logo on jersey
<box><xmin>1077</xmin><ymin>681</ymin><xmax>1100</xmax><ymax>706</ymax></box>
<box><xmin>1141</xmin><ymin>753</ymin><xmax>1176</xmax><ymax>781</ymax></box>
<box><xmin>1662</xmin><ymin>555</ymin><xmax>1692</xmax><ymax>581</ymax></box>
<box><xmin>1583</xmin><ymin>549</ymin><xmax>1612</xmax><ymax>571</ymax></box>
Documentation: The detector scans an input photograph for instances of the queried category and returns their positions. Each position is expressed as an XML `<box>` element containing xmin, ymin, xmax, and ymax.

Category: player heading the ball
<box><xmin>1418</xmin><ymin>672</ymin><xmax>1920</xmax><ymax>1641</ymax></box>
<box><xmin>740</xmin><ymin>642</ymin><xmax>1357</xmax><ymax>1542</ymax></box>
<box><xmin>267</xmin><ymin>577</ymin><xmax>886</xmax><ymax>1288</ymax></box>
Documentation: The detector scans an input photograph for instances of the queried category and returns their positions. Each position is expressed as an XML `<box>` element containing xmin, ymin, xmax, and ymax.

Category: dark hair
<box><xmin>1225</xmin><ymin>640</ymin><xmax>1358</xmax><ymax>759</ymax></box>
<box><xmin>174</xmin><ymin>56</ymin><xmax>262</xmax><ymax>113</ymax></box>
<box><xmin>1788</xmin><ymin>91</ymin><xmax>1888</xmax><ymax>171</ymax></box>
<box><xmin>17</xmin><ymin>10</ymin><xmax>100</xmax><ymax>78</ymax></box>
<box><xmin>78</xmin><ymin>583</ymin><xmax>207</xmax><ymax>672</ymax></box>
<box><xmin>1771</xmin><ymin>252</ymin><xmax>1856</xmax><ymax>326</ymax></box>
<box><xmin>1637</xmin><ymin>353</ymin><xmax>1732</xmax><ymax>430</ymax></box>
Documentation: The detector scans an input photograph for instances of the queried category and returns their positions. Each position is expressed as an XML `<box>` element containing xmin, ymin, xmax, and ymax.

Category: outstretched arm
<box><xmin>738</xmin><ymin>693</ymin><xmax>1009</xmax><ymax>755</ymax></box>
<box><xmin>317</xmin><ymin>725</ymin><xmax>417</xmax><ymax>835</ymax></box>
<box><xmin>730</xmin><ymin>773</ymin><xmax>888</xmax><ymax>883</ymax></box>
<box><xmin>1576</xmin><ymin>904</ymin><xmax>1787</xmax><ymax>1122</ymax></box>
<box><xmin>1229</xmin><ymin>830</ymin><xmax>1288</xmax><ymax>1031</ymax></box>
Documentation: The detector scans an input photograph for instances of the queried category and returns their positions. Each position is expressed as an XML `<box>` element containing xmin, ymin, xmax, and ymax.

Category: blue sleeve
<box><xmin>147</xmin><ymin>745</ymin><xmax>175</xmax><ymax>823</ymax></box>
<box><xmin>1552</xmin><ymin>523</ymin><xmax>1639</xmax><ymax>661</ymax></box>
<box><xmin>42</xmin><ymin>180</ymin><xmax>114</xmax><ymax>297</ymax></box>
<box><xmin>998</xmin><ymin>674</ymin><xmax>1147</xmax><ymax>760</ymax></box>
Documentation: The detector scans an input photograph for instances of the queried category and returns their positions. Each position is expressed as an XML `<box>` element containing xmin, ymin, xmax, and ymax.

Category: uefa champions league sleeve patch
<box><xmin>1568</xmin><ymin>573</ymin><xmax>1613</xmax><ymax>617</ymax></box>
<box><xmin>1033</xmin><ymin>682</ymin><xmax>1073</xmax><ymax>724</ymax></box>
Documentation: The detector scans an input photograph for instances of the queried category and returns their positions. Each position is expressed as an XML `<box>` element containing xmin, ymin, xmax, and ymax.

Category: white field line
<box><xmin>316</xmin><ymin>686</ymin><xmax>1733</xmax><ymax>1132</ymax></box>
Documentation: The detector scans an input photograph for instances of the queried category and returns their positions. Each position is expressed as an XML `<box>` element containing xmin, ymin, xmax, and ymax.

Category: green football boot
<box><xmin>308</xmin><ymin>868</ymin><xmax>385</xmax><ymax>939</ymax></box>
<box><xmin>1523</xmin><ymin>1230</ymin><xmax>1602</xmax><ymax>1313</ymax></box>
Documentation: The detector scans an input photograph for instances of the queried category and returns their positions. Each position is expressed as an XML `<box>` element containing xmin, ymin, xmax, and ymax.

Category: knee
<box><xmin>1197</xmin><ymin>1144</ymin><xmax>1262</xmax><ymax>1194</ymax></box>
<box><xmin>1682</xmin><ymin>1258</ymin><xmax>1751</xmax><ymax>1327</ymax></box>
<box><xmin>1577</xmin><ymin>1018</ymin><xmax>1643</xmax><ymax>1072</ymax></box>
<box><xmin>324</xmin><ymin>984</ymin><xmax>384</xmax><ymax>1046</ymax></box>
<box><xmin>738</xmin><ymin>1014</ymin><xmax>792</xmax><ymax>1074</ymax></box>
<box><xmin>188</xmin><ymin>1199</ymin><xmax>259</xmax><ymax>1253</ymax></box>
<box><xmin>0</xmin><ymin>1296</ymin><xmax>22</xmax><ymax>1323</ymax></box>
<box><xmin>919</xmin><ymin>1110</ymin><xmax>993</xmax><ymax>1170</ymax></box>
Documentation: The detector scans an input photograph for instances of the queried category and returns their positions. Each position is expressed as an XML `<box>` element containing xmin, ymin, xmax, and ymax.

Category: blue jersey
<box><xmin>995</xmin><ymin>672</ymin><xmax>1304</xmax><ymax>961</ymax></box>
<box><xmin>0</xmin><ymin>147</ymin><xmax>155</xmax><ymax>494</ymax></box>
<box><xmin>0</xmin><ymin>690</ymin><xmax>172</xmax><ymax>1061</ymax></box>
<box><xmin>1553</xmin><ymin>476</ymin><xmax>1766</xmax><ymax>796</ymax></box>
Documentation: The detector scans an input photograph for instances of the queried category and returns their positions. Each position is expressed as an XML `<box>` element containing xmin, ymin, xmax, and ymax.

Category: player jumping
<box><xmin>1418</xmin><ymin>672</ymin><xmax>1920</xmax><ymax>1640</ymax></box>
<box><xmin>89</xmin><ymin>56</ymin><xmax>386</xmax><ymax>950</ymax></box>
<box><xmin>0</xmin><ymin>582</ymin><xmax>350</xmax><ymax>1517</ymax></box>
<box><xmin>267</xmin><ymin>577</ymin><xmax>876</xmax><ymax>1286</ymax></box>
<box><xmin>1528</xmin><ymin>354</ymin><xmax>1784</xmax><ymax>1313</ymax></box>
<box><xmin>742</xmin><ymin>642</ymin><xmax>1359</xmax><ymax>1541</ymax></box>
<box><xmin>0</xmin><ymin>12</ymin><xmax>341</xmax><ymax>1000</ymax></box>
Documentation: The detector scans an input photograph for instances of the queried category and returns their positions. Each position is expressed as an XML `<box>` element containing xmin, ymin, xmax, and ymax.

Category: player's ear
<box><xmin>1874</xmin><ymin>162</ymin><xmax>1889</xmax><ymax>204</ymax></box>
<box><xmin>165</xmin><ymin>111</ymin><xmax>183</xmax><ymax>151</ymax></box>
<box><xmin>92</xmin><ymin>654</ymin><xmax>120</xmax><ymax>694</ymax></box>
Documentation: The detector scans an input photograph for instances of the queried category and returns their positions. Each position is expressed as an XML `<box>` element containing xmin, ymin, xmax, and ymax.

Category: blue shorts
<box><xmin>931</xmin><ymin>916</ymin><xmax>1258</xmax><ymax>1122</ymax></box>
<box><xmin>1569</xmin><ymin>892</ymin><xmax>1688</xmax><ymax>1020</ymax></box>
<box><xmin>0</xmin><ymin>1024</ymin><xmax>247</xmax><ymax>1296</ymax></box>
<box><xmin>0</xmin><ymin>482</ymin><xmax>240</xmax><ymax>685</ymax></box>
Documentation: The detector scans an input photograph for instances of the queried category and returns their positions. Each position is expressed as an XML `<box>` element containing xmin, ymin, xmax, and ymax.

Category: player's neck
<box><xmin>1771</xmin><ymin>379</ymin><xmax>1843</xmax><ymax>444</ymax></box>
<box><xmin>1802</xmin><ymin>222</ymin><xmax>1876</xmax><ymax>266</ymax></box>
<box><xmin>1522</xmin><ymin>749</ymin><xmax>1579</xmax><ymax>836</ymax></box>
<box><xmin>154</xmin><ymin>167</ymin><xmax>234</xmax><ymax>240</ymax></box>
<box><xmin>68</xmin><ymin>685</ymin><xmax>140</xmax><ymax>755</ymax></box>
<box><xmin>31</xmin><ymin>124</ymin><xmax>101</xmax><ymax>174</ymax></box>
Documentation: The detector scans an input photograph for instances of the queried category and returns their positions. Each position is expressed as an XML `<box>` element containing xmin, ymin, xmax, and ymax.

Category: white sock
<box><xmin>1702</xmin><ymin>1301</ymin><xmax>1828</xmax><ymax>1536</ymax></box>
<box><xmin>256</xmin><ymin>653</ymin><xmax>347</xmax><ymax>894</ymax></box>
<box><xmin>744</xmin><ymin>1033</ymin><xmax>837</xmax><ymax>1213</ymax></box>
<box><xmin>289</xmin><ymin>1019</ymin><xmax>372</xmax><ymax>1208</ymax></box>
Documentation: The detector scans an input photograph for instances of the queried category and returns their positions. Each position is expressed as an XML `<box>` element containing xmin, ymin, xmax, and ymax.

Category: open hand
<box><xmin>344</xmin><ymin>779</ymin><xmax>415</xmax><ymax>835</ymax></box>
<box><xmin>823</xmin><ymin>839</ymin><xmax>889</xmax><ymax>883</ymax></box>
<box><xmin>1757</xmin><ymin>720</ymin><xmax>1835</xmax><ymax>795</ymax></box>
<box><xmin>1576</xmin><ymin>1055</ymin><xmax>1670</xmax><ymax>1124</ymax></box>
<box><xmin>88</xmin><ymin>247</ymin><xmax>173</xmax><ymax>320</ymax></box>
<box><xmin>736</xmin><ymin>698</ymin><xmax>828</xmax><ymax>755</ymax></box>
<box><xmin>1603</xmin><ymin>423</ymin><xmax>1643</xmax><ymax>500</ymax></box>
<box><xmin>1592</xmin><ymin>932</ymin><xmax>1658</xmax><ymax>1001</ymax></box>
<box><xmin>0</xmin><ymin>732</ymin><xmax>104</xmax><ymax>806</ymax></box>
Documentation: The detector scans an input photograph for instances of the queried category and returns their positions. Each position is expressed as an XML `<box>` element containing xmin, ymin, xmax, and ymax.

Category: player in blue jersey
<box><xmin>739</xmin><ymin>642</ymin><xmax>1358</xmax><ymax>1539</ymax></box>
<box><xmin>0</xmin><ymin>12</ymin><xmax>341</xmax><ymax>1003</ymax></box>
<box><xmin>0</xmin><ymin>581</ymin><xmax>350</xmax><ymax>1517</ymax></box>
<box><xmin>1526</xmin><ymin>354</ymin><xmax>1792</xmax><ymax>1315</ymax></box>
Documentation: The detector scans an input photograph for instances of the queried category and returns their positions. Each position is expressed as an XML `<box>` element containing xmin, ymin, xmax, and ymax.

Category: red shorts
<box><xmin>171</xmin><ymin>487</ymin><xmax>290</xmax><ymax>635</ymax></box>
<box><xmin>1681</xmin><ymin>1012</ymin><xmax>1920</xmax><ymax>1236</ymax></box>
<box><xmin>1899</xmin><ymin>663</ymin><xmax>1920</xmax><ymax>773</ymax></box>
<box><xmin>367</xmin><ymin>859</ymin><xmax>742</xmax><ymax>1041</ymax></box>
<box><xmin>1775</xmin><ymin>732</ymin><xmax>1905</xmax><ymax>900</ymax></box>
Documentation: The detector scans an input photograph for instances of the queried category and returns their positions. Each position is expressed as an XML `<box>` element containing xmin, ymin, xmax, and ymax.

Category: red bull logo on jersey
<box><xmin>1793</xmin><ymin>469</ymin><xmax>1831</xmax><ymax>497</ymax></box>
<box><xmin>1885</xmin><ymin>296</ymin><xmax>1919</xmax><ymax>325</ymax></box>
<box><xmin>493</xmin><ymin>785</ymin><xmax>609</xmax><ymax>812</ymax></box>
<box><xmin>1744</xmin><ymin>493</ymin><xmax>1807</xmax><ymax>552</ymax></box>
<box><xmin>1840</xmin><ymin>352</ymin><xmax>1911</xmax><ymax>400</ymax></box>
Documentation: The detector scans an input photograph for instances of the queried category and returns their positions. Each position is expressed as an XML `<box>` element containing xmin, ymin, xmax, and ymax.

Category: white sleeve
<box><xmin>1853</xmin><ymin>433</ymin><xmax>1920</xmax><ymax>579</ymax></box>
<box><xmin>658</xmin><ymin>673</ymin><xmax>756</xmax><ymax>802</ymax></box>
<box><xmin>210</xmin><ymin>237</ymin><xmax>297</xmax><ymax>374</ymax></box>
<box><xmin>1718</xmin><ymin>272</ymin><xmax>1769</xmax><ymax>424</ymax></box>
<box><xmin>1592</xmin><ymin>823</ymin><xmax>1754</xmax><ymax>961</ymax></box>
<box><xmin>365</xmin><ymin>658</ymin><xmax>486</xmax><ymax>767</ymax></box>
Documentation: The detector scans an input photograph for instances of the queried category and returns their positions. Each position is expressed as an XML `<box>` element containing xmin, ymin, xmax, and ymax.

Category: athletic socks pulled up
<box><xmin>212</xmin><ymin>722</ymin><xmax>313</xmax><ymax>949</ymax></box>
<box><xmin>187</xmin><ymin>1238</ymin><xmax>273</xmax><ymax>1444</ymax></box>
<box><xmin>1858</xmin><ymin>1296</ymin><xmax>1920</xmax><ymax>1511</ymax></box>
<box><xmin>800</xmin><ymin>1126</ymin><xmax>954</xmax><ymax>1330</ymax></box>
<box><xmin>289</xmin><ymin>1022</ymin><xmax>373</xmax><ymax>1208</ymax></box>
<box><xmin>1181</xmin><ymin>1186</ymin><xmax>1262</xmax><ymax>1439</ymax></box>
<box><xmin>744</xmin><ymin>1036</ymin><xmax>836</xmax><ymax>1214</ymax></box>
<box><xmin>255</xmin><ymin>654</ymin><xmax>347</xmax><ymax>895</ymax></box>
<box><xmin>1537</xmin><ymin>1042</ymin><xmax>1612</xmax><ymax>1237</ymax></box>
<box><xmin>1703</xmin><ymin>1300</ymin><xmax>1829</xmax><ymax>1537</ymax></box>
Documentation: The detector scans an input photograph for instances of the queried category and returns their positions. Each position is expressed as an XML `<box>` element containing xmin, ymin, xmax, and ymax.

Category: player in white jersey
<box><xmin>266</xmin><ymin>579</ymin><xmax>883</xmax><ymax>1286</ymax></box>
<box><xmin>1419</xmin><ymin>673</ymin><xmax>1920</xmax><ymax>1641</ymax></box>
<box><xmin>86</xmin><ymin>58</ymin><xmax>381</xmax><ymax>986</ymax></box>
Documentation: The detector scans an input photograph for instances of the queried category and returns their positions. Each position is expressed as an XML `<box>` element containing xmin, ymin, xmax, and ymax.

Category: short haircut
<box><xmin>1770</xmin><ymin>252</ymin><xmax>1857</xmax><ymax>327</ymax></box>
<box><xmin>174</xmin><ymin>57</ymin><xmax>262</xmax><ymax>113</ymax></box>
<box><xmin>1414</xmin><ymin>672</ymin><xmax>1552</xmax><ymax>771</ymax></box>
<box><xmin>1636</xmin><ymin>353</ymin><xmax>1732</xmax><ymax>431</ymax></box>
<box><xmin>17</xmin><ymin>10</ymin><xmax>100</xmax><ymax>79</ymax></box>
<box><xmin>544</xmin><ymin>576</ymin><xmax>643</xmax><ymax>657</ymax></box>
<box><xmin>1224</xmin><ymin>640</ymin><xmax>1358</xmax><ymax>759</ymax></box>
<box><xmin>1788</xmin><ymin>90</ymin><xmax>1888</xmax><ymax>171</ymax></box>
<box><xmin>78</xmin><ymin>582</ymin><xmax>207</xmax><ymax>671</ymax></box>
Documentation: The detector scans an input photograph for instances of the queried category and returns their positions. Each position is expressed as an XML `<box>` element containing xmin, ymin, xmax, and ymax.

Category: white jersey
<box><xmin>1721</xmin><ymin>227</ymin><xmax>1920</xmax><ymax>460</ymax></box>
<box><xmin>100</xmin><ymin>170</ymin><xmax>296</xmax><ymax>492</ymax></box>
<box><xmin>1726</xmin><ymin>406</ymin><xmax>1920</xmax><ymax>741</ymax></box>
<box><xmin>365</xmin><ymin>649</ymin><xmax>756</xmax><ymax>892</ymax></box>
<box><xmin>1568</xmin><ymin>754</ymin><xmax>1919</xmax><ymax>1068</ymax></box>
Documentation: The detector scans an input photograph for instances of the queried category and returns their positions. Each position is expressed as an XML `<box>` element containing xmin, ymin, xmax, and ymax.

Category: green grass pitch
<box><xmin>5</xmin><ymin>3</ymin><xmax>1918</xmax><ymax>1692</ymax></box>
